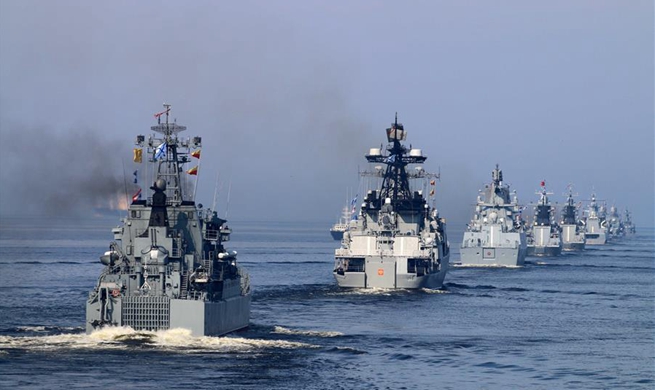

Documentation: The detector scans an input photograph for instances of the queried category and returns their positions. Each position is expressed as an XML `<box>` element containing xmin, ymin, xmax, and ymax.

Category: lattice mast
<box><xmin>365</xmin><ymin>114</ymin><xmax>427</xmax><ymax>202</ymax></box>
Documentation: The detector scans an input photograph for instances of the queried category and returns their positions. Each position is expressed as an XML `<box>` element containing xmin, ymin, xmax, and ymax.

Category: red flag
<box><xmin>132</xmin><ymin>188</ymin><xmax>142</xmax><ymax>202</ymax></box>
<box><xmin>540</xmin><ymin>180</ymin><xmax>545</xmax><ymax>187</ymax></box>
<box><xmin>154</xmin><ymin>108</ymin><xmax>170</xmax><ymax>118</ymax></box>
<box><xmin>191</xmin><ymin>150</ymin><xmax>201</xmax><ymax>159</ymax></box>
<box><xmin>187</xmin><ymin>166</ymin><xmax>198</xmax><ymax>175</ymax></box>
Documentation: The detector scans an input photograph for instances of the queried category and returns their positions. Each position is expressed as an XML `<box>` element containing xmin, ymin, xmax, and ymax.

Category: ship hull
<box><xmin>330</xmin><ymin>230</ymin><xmax>344</xmax><ymax>240</ymax></box>
<box><xmin>585</xmin><ymin>233</ymin><xmax>607</xmax><ymax>246</ymax></box>
<box><xmin>561</xmin><ymin>225</ymin><xmax>585</xmax><ymax>251</ymax></box>
<box><xmin>86</xmin><ymin>294</ymin><xmax>251</xmax><ymax>336</ymax></box>
<box><xmin>562</xmin><ymin>242</ymin><xmax>585</xmax><ymax>252</ymax></box>
<box><xmin>459</xmin><ymin>246</ymin><xmax>526</xmax><ymax>267</ymax></box>
<box><xmin>333</xmin><ymin>255</ymin><xmax>449</xmax><ymax>289</ymax></box>
<box><xmin>527</xmin><ymin>245</ymin><xmax>562</xmax><ymax>257</ymax></box>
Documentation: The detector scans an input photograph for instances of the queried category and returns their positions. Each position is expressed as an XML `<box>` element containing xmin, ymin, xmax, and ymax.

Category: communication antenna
<box><xmin>121</xmin><ymin>160</ymin><xmax>129</xmax><ymax>218</ymax></box>
<box><xmin>212</xmin><ymin>172</ymin><xmax>220</xmax><ymax>213</ymax></box>
<box><xmin>225</xmin><ymin>177</ymin><xmax>233</xmax><ymax>219</ymax></box>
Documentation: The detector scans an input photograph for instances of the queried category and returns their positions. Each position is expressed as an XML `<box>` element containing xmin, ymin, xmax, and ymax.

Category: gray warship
<box><xmin>330</xmin><ymin>205</ymin><xmax>353</xmax><ymax>240</ymax></box>
<box><xmin>333</xmin><ymin>115</ymin><xmax>450</xmax><ymax>289</ymax></box>
<box><xmin>526</xmin><ymin>182</ymin><xmax>562</xmax><ymax>257</ymax></box>
<box><xmin>460</xmin><ymin>165</ymin><xmax>527</xmax><ymax>267</ymax></box>
<box><xmin>623</xmin><ymin>209</ymin><xmax>636</xmax><ymax>234</ymax></box>
<box><xmin>86</xmin><ymin>105</ymin><xmax>251</xmax><ymax>336</ymax></box>
<box><xmin>606</xmin><ymin>205</ymin><xmax>624</xmax><ymax>240</ymax></box>
<box><xmin>560</xmin><ymin>186</ymin><xmax>585</xmax><ymax>251</ymax></box>
<box><xmin>580</xmin><ymin>193</ymin><xmax>607</xmax><ymax>245</ymax></box>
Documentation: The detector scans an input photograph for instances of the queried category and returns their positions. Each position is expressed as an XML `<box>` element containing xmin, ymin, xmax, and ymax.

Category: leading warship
<box><xmin>526</xmin><ymin>182</ymin><xmax>562</xmax><ymax>257</ymax></box>
<box><xmin>559</xmin><ymin>186</ymin><xmax>585</xmax><ymax>251</ymax></box>
<box><xmin>86</xmin><ymin>105</ymin><xmax>251</xmax><ymax>336</ymax></box>
<box><xmin>460</xmin><ymin>165</ymin><xmax>527</xmax><ymax>267</ymax></box>
<box><xmin>333</xmin><ymin>115</ymin><xmax>450</xmax><ymax>289</ymax></box>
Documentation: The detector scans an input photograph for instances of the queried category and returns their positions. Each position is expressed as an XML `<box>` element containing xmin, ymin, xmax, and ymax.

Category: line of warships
<box><xmin>457</xmin><ymin>171</ymin><xmax>635</xmax><ymax>266</ymax></box>
<box><xmin>329</xmin><ymin>116</ymin><xmax>636</xmax><ymax>276</ymax></box>
<box><xmin>87</xmin><ymin>107</ymin><xmax>636</xmax><ymax>336</ymax></box>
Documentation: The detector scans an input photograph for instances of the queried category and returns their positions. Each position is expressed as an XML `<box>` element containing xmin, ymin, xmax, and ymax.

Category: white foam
<box><xmin>420</xmin><ymin>288</ymin><xmax>450</xmax><ymax>294</ymax></box>
<box><xmin>0</xmin><ymin>326</ymin><xmax>317</xmax><ymax>352</ymax></box>
<box><xmin>273</xmin><ymin>326</ymin><xmax>343</xmax><ymax>338</ymax></box>
<box><xmin>17</xmin><ymin>326</ymin><xmax>47</xmax><ymax>332</ymax></box>
<box><xmin>329</xmin><ymin>287</ymin><xmax>396</xmax><ymax>296</ymax></box>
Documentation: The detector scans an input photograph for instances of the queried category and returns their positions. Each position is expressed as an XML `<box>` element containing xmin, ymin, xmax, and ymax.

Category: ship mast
<box><xmin>135</xmin><ymin>103</ymin><xmax>202</xmax><ymax>206</ymax></box>
<box><xmin>365</xmin><ymin>113</ymin><xmax>427</xmax><ymax>204</ymax></box>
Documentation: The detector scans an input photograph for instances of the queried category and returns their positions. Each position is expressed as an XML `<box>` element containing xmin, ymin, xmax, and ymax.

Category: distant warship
<box><xmin>334</xmin><ymin>115</ymin><xmax>450</xmax><ymax>289</ymax></box>
<box><xmin>623</xmin><ymin>209</ymin><xmax>636</xmax><ymax>234</ymax></box>
<box><xmin>460</xmin><ymin>165</ymin><xmax>527</xmax><ymax>267</ymax></box>
<box><xmin>330</xmin><ymin>204</ymin><xmax>354</xmax><ymax>240</ymax></box>
<box><xmin>580</xmin><ymin>193</ymin><xmax>607</xmax><ymax>245</ymax></box>
<box><xmin>606</xmin><ymin>205</ymin><xmax>624</xmax><ymax>240</ymax></box>
<box><xmin>86</xmin><ymin>105</ymin><xmax>251</xmax><ymax>336</ymax></box>
<box><xmin>560</xmin><ymin>187</ymin><xmax>585</xmax><ymax>251</ymax></box>
<box><xmin>526</xmin><ymin>182</ymin><xmax>562</xmax><ymax>257</ymax></box>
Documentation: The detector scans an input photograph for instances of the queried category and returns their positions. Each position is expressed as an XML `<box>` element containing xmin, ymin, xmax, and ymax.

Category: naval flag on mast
<box><xmin>155</xmin><ymin>142</ymin><xmax>167</xmax><ymax>160</ymax></box>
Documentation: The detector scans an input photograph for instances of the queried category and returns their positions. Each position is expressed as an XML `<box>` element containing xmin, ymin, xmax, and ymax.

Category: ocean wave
<box><xmin>328</xmin><ymin>287</ymin><xmax>397</xmax><ymax>296</ymax></box>
<box><xmin>445</xmin><ymin>282</ymin><xmax>497</xmax><ymax>290</ymax></box>
<box><xmin>15</xmin><ymin>326</ymin><xmax>83</xmax><ymax>333</ymax></box>
<box><xmin>452</xmin><ymin>263</ymin><xmax>523</xmax><ymax>269</ymax></box>
<box><xmin>273</xmin><ymin>326</ymin><xmax>343</xmax><ymax>338</ymax></box>
<box><xmin>420</xmin><ymin>288</ymin><xmax>450</xmax><ymax>294</ymax></box>
<box><xmin>0</xmin><ymin>326</ymin><xmax>318</xmax><ymax>352</ymax></box>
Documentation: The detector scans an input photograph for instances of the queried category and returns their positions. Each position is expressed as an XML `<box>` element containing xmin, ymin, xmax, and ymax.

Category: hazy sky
<box><xmin>0</xmin><ymin>1</ymin><xmax>653</xmax><ymax>227</ymax></box>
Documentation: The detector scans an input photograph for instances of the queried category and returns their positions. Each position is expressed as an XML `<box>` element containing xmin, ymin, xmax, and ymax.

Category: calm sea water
<box><xmin>0</xmin><ymin>217</ymin><xmax>653</xmax><ymax>389</ymax></box>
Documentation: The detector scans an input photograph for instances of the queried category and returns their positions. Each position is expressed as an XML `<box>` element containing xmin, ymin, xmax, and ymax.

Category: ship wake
<box><xmin>0</xmin><ymin>326</ymin><xmax>318</xmax><ymax>353</ymax></box>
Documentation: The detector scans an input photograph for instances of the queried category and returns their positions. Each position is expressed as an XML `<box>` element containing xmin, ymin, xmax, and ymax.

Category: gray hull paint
<box><xmin>562</xmin><ymin>242</ymin><xmax>585</xmax><ymax>251</ymax></box>
<box><xmin>86</xmin><ymin>295</ymin><xmax>251</xmax><ymax>336</ymax></box>
<box><xmin>527</xmin><ymin>245</ymin><xmax>562</xmax><ymax>257</ymax></box>
<box><xmin>334</xmin><ymin>255</ymin><xmax>449</xmax><ymax>289</ymax></box>
<box><xmin>585</xmin><ymin>233</ymin><xmax>607</xmax><ymax>245</ymax></box>
<box><xmin>459</xmin><ymin>246</ymin><xmax>526</xmax><ymax>267</ymax></box>
<box><xmin>330</xmin><ymin>230</ymin><xmax>344</xmax><ymax>240</ymax></box>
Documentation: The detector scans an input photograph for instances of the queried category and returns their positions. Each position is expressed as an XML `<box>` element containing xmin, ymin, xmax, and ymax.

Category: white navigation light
<box><xmin>369</xmin><ymin>148</ymin><xmax>381</xmax><ymax>156</ymax></box>
<box><xmin>409</xmin><ymin>149</ymin><xmax>422</xmax><ymax>157</ymax></box>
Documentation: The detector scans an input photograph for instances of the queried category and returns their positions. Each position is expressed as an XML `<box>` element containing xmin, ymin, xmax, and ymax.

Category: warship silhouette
<box><xmin>86</xmin><ymin>105</ymin><xmax>251</xmax><ymax>336</ymax></box>
<box><xmin>460</xmin><ymin>165</ymin><xmax>527</xmax><ymax>266</ymax></box>
<box><xmin>334</xmin><ymin>115</ymin><xmax>450</xmax><ymax>288</ymax></box>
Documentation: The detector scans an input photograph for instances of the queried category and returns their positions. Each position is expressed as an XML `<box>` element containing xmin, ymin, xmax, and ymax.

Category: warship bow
<box><xmin>86</xmin><ymin>104</ymin><xmax>251</xmax><ymax>336</ymax></box>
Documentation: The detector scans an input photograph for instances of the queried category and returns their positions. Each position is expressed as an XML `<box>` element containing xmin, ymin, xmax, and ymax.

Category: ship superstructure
<box><xmin>460</xmin><ymin>165</ymin><xmax>527</xmax><ymax>266</ymax></box>
<box><xmin>580</xmin><ymin>193</ymin><xmax>607</xmax><ymax>245</ymax></box>
<box><xmin>330</xmin><ymin>203</ymin><xmax>355</xmax><ymax>240</ymax></box>
<box><xmin>334</xmin><ymin>115</ymin><xmax>450</xmax><ymax>289</ymax></box>
<box><xmin>624</xmin><ymin>209</ymin><xmax>636</xmax><ymax>234</ymax></box>
<box><xmin>86</xmin><ymin>105</ymin><xmax>251</xmax><ymax>336</ymax></box>
<box><xmin>560</xmin><ymin>186</ymin><xmax>585</xmax><ymax>251</ymax></box>
<box><xmin>606</xmin><ymin>205</ymin><xmax>624</xmax><ymax>240</ymax></box>
<box><xmin>526</xmin><ymin>182</ymin><xmax>562</xmax><ymax>257</ymax></box>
